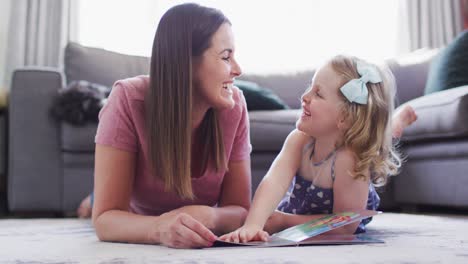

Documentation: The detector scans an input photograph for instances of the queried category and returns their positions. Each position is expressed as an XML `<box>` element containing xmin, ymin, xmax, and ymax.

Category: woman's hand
<box><xmin>219</xmin><ymin>225</ymin><xmax>269</xmax><ymax>243</ymax></box>
<box><xmin>149</xmin><ymin>210</ymin><xmax>218</xmax><ymax>249</ymax></box>
<box><xmin>172</xmin><ymin>205</ymin><xmax>217</xmax><ymax>230</ymax></box>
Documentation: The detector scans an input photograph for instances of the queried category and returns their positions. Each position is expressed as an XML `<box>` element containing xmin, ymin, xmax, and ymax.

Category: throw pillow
<box><xmin>425</xmin><ymin>30</ymin><xmax>468</xmax><ymax>94</ymax></box>
<box><xmin>50</xmin><ymin>81</ymin><xmax>110</xmax><ymax>126</ymax></box>
<box><xmin>234</xmin><ymin>80</ymin><xmax>289</xmax><ymax>111</ymax></box>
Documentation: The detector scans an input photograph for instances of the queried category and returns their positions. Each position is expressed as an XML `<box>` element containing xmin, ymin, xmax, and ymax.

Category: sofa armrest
<box><xmin>8</xmin><ymin>67</ymin><xmax>65</xmax><ymax>212</ymax></box>
<box><xmin>386</xmin><ymin>48</ymin><xmax>439</xmax><ymax>105</ymax></box>
<box><xmin>401</xmin><ymin>85</ymin><xmax>468</xmax><ymax>143</ymax></box>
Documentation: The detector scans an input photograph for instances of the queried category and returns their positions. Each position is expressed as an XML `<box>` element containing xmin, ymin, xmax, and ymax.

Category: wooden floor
<box><xmin>0</xmin><ymin>212</ymin><xmax>467</xmax><ymax>263</ymax></box>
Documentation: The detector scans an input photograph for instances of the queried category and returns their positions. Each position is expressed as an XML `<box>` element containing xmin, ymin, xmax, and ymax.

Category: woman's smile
<box><xmin>222</xmin><ymin>82</ymin><xmax>234</xmax><ymax>96</ymax></box>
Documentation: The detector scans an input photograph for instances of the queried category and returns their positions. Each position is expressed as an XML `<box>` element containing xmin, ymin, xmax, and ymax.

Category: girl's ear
<box><xmin>337</xmin><ymin>114</ymin><xmax>350</xmax><ymax>131</ymax></box>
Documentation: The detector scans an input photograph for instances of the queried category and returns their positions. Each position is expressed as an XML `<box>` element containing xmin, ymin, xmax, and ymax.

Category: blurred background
<box><xmin>1</xmin><ymin>0</ymin><xmax>467</xmax><ymax>89</ymax></box>
<box><xmin>1</xmin><ymin>0</ymin><xmax>468</xmax><ymax>216</ymax></box>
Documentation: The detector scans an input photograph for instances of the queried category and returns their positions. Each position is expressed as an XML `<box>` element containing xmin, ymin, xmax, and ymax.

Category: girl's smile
<box><xmin>301</xmin><ymin>104</ymin><xmax>312</xmax><ymax>120</ymax></box>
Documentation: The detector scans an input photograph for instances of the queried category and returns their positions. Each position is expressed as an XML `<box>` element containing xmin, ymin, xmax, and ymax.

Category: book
<box><xmin>211</xmin><ymin>210</ymin><xmax>383</xmax><ymax>247</ymax></box>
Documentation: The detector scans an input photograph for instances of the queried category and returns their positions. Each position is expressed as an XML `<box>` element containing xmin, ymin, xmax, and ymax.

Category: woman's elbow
<box><xmin>92</xmin><ymin>212</ymin><xmax>112</xmax><ymax>242</ymax></box>
<box><xmin>239</xmin><ymin>206</ymin><xmax>248</xmax><ymax>219</ymax></box>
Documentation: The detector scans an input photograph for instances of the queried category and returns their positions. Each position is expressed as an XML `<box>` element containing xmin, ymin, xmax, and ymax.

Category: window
<box><xmin>77</xmin><ymin>0</ymin><xmax>400</xmax><ymax>74</ymax></box>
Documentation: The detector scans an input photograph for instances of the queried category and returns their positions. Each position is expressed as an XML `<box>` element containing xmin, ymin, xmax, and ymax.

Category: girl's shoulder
<box><xmin>334</xmin><ymin>148</ymin><xmax>370</xmax><ymax>181</ymax></box>
<box><xmin>284</xmin><ymin>129</ymin><xmax>314</xmax><ymax>152</ymax></box>
<box><xmin>335</xmin><ymin>148</ymin><xmax>357</xmax><ymax>165</ymax></box>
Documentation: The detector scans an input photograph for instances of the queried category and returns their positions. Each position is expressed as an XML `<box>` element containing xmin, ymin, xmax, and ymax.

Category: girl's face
<box><xmin>296</xmin><ymin>63</ymin><xmax>346</xmax><ymax>137</ymax></box>
<box><xmin>193</xmin><ymin>23</ymin><xmax>242</xmax><ymax>111</ymax></box>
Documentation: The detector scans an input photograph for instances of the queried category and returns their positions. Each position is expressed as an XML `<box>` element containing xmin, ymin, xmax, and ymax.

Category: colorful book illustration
<box><xmin>212</xmin><ymin>210</ymin><xmax>383</xmax><ymax>247</ymax></box>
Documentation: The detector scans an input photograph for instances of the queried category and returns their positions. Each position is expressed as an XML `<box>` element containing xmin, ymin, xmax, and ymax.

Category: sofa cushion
<box><xmin>234</xmin><ymin>80</ymin><xmax>289</xmax><ymax>111</ymax></box>
<box><xmin>249</xmin><ymin>109</ymin><xmax>299</xmax><ymax>152</ymax></box>
<box><xmin>62</xmin><ymin>153</ymin><xmax>94</xmax><ymax>211</ymax></box>
<box><xmin>401</xmin><ymin>85</ymin><xmax>468</xmax><ymax>143</ymax></box>
<box><xmin>61</xmin><ymin>123</ymin><xmax>97</xmax><ymax>152</ymax></box>
<box><xmin>425</xmin><ymin>30</ymin><xmax>468</xmax><ymax>95</ymax></box>
<box><xmin>404</xmin><ymin>140</ymin><xmax>468</xmax><ymax>160</ymax></box>
<box><xmin>65</xmin><ymin>42</ymin><xmax>150</xmax><ymax>87</ymax></box>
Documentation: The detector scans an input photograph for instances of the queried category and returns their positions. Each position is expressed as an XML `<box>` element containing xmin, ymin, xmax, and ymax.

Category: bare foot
<box><xmin>392</xmin><ymin>105</ymin><xmax>418</xmax><ymax>138</ymax></box>
<box><xmin>77</xmin><ymin>195</ymin><xmax>92</xmax><ymax>218</ymax></box>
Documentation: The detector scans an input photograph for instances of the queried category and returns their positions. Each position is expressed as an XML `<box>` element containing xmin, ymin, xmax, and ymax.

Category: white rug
<box><xmin>0</xmin><ymin>213</ymin><xmax>467</xmax><ymax>263</ymax></box>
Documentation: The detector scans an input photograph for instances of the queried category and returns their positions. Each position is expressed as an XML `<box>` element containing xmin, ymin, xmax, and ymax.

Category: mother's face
<box><xmin>192</xmin><ymin>23</ymin><xmax>242</xmax><ymax>111</ymax></box>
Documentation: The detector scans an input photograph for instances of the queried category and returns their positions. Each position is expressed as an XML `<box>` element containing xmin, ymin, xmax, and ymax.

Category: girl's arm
<box><xmin>220</xmin><ymin>129</ymin><xmax>309</xmax><ymax>242</ymax></box>
<box><xmin>265</xmin><ymin>149</ymin><xmax>369</xmax><ymax>235</ymax></box>
<box><xmin>330</xmin><ymin>149</ymin><xmax>369</xmax><ymax>234</ymax></box>
<box><xmin>264</xmin><ymin>210</ymin><xmax>327</xmax><ymax>234</ymax></box>
<box><xmin>92</xmin><ymin>144</ymin><xmax>217</xmax><ymax>248</ymax></box>
<box><xmin>245</xmin><ymin>129</ymin><xmax>308</xmax><ymax>227</ymax></box>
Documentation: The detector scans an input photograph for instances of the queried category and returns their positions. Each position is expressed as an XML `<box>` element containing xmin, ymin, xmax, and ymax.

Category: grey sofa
<box><xmin>8</xmin><ymin>43</ymin><xmax>468</xmax><ymax>214</ymax></box>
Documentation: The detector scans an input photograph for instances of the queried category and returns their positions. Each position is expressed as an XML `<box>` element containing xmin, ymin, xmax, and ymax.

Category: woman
<box><xmin>88</xmin><ymin>3</ymin><xmax>251</xmax><ymax>249</ymax></box>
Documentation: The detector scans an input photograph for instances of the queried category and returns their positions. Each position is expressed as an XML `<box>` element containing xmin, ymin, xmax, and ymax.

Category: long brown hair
<box><xmin>330</xmin><ymin>55</ymin><xmax>401</xmax><ymax>186</ymax></box>
<box><xmin>146</xmin><ymin>3</ymin><xmax>229</xmax><ymax>199</ymax></box>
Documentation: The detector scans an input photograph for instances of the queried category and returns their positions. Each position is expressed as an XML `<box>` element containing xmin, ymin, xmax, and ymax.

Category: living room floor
<box><xmin>0</xmin><ymin>212</ymin><xmax>467</xmax><ymax>263</ymax></box>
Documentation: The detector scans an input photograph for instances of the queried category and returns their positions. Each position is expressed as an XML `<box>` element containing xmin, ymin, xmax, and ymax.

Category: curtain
<box><xmin>400</xmin><ymin>0</ymin><xmax>464</xmax><ymax>52</ymax></box>
<box><xmin>463</xmin><ymin>0</ymin><xmax>468</xmax><ymax>28</ymax></box>
<box><xmin>4</xmin><ymin>0</ymin><xmax>77</xmax><ymax>90</ymax></box>
<box><xmin>0</xmin><ymin>0</ymin><xmax>12</xmax><ymax>91</ymax></box>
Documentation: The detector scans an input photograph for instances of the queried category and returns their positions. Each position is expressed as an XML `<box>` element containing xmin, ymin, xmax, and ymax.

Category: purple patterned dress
<box><xmin>277</xmin><ymin>143</ymin><xmax>380</xmax><ymax>233</ymax></box>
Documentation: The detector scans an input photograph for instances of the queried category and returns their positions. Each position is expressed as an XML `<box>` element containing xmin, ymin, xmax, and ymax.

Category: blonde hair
<box><xmin>329</xmin><ymin>55</ymin><xmax>401</xmax><ymax>186</ymax></box>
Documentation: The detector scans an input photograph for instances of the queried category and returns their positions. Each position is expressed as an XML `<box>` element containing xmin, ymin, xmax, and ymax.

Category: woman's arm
<box><xmin>214</xmin><ymin>158</ymin><xmax>251</xmax><ymax>234</ymax></box>
<box><xmin>172</xmin><ymin>158</ymin><xmax>251</xmax><ymax>235</ymax></box>
<box><xmin>92</xmin><ymin>144</ymin><xmax>217</xmax><ymax>248</ymax></box>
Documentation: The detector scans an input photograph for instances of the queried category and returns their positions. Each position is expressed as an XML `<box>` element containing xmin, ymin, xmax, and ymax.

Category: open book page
<box><xmin>211</xmin><ymin>210</ymin><xmax>382</xmax><ymax>248</ymax></box>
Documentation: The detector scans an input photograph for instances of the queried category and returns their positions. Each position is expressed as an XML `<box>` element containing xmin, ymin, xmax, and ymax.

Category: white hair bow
<box><xmin>340</xmin><ymin>61</ymin><xmax>382</xmax><ymax>105</ymax></box>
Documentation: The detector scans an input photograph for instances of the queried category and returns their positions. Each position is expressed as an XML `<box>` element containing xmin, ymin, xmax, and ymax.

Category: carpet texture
<box><xmin>0</xmin><ymin>213</ymin><xmax>467</xmax><ymax>263</ymax></box>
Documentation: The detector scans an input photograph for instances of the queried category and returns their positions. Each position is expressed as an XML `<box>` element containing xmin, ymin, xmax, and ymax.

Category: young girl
<box><xmin>221</xmin><ymin>55</ymin><xmax>411</xmax><ymax>243</ymax></box>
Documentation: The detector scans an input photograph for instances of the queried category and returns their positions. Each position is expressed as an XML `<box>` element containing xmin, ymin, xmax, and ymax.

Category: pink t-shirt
<box><xmin>95</xmin><ymin>75</ymin><xmax>251</xmax><ymax>216</ymax></box>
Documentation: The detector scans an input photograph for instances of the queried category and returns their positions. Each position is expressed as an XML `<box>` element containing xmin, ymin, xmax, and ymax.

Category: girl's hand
<box><xmin>149</xmin><ymin>211</ymin><xmax>218</xmax><ymax>249</ymax></box>
<box><xmin>219</xmin><ymin>225</ymin><xmax>269</xmax><ymax>243</ymax></box>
